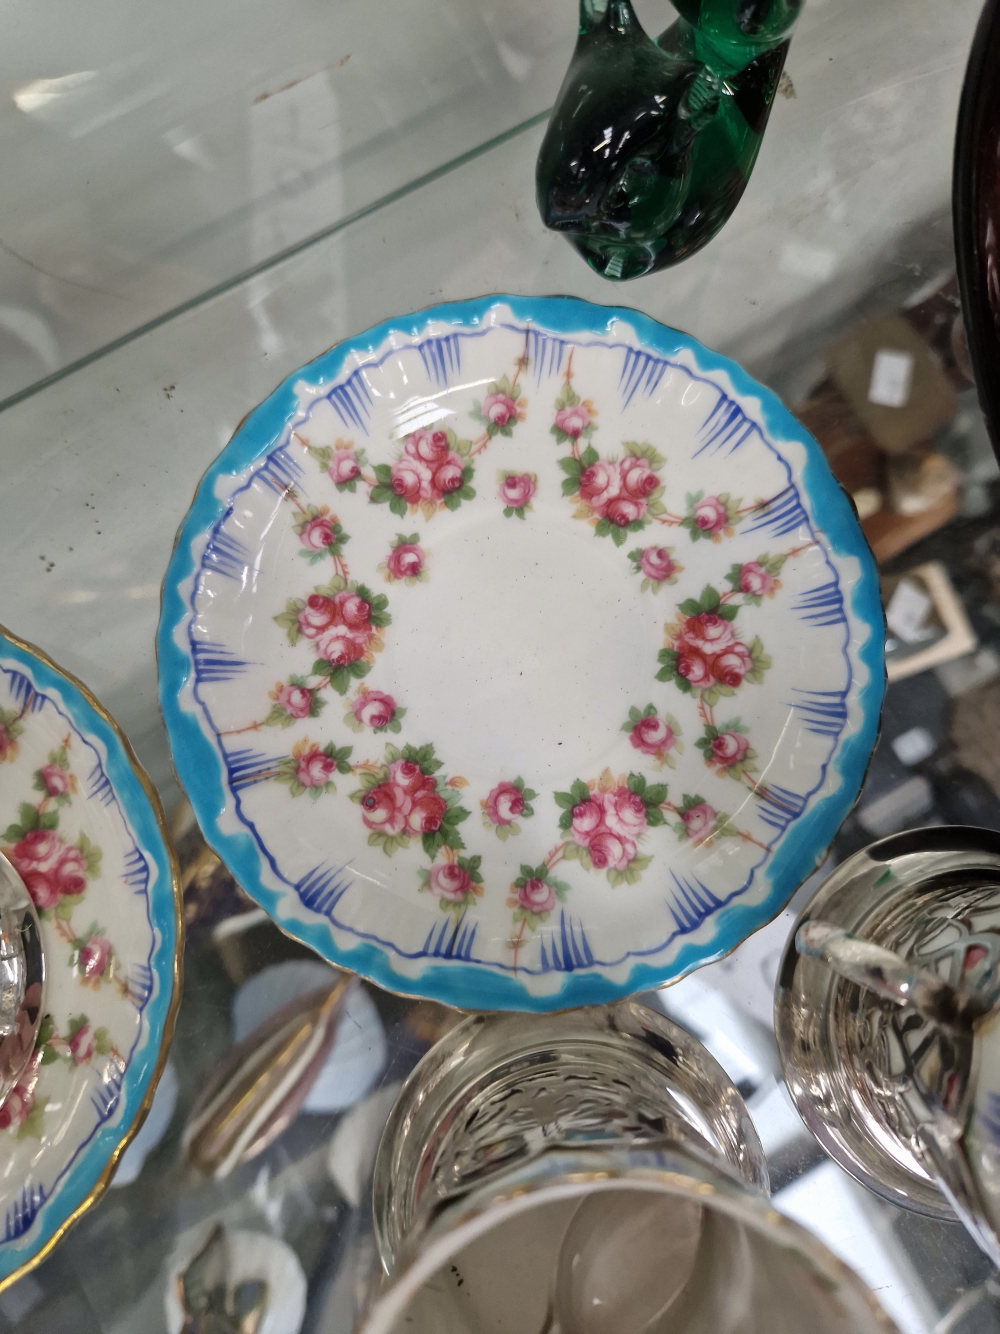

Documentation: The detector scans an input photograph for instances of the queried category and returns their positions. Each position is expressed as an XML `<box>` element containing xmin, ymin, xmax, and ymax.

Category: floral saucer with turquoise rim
<box><xmin>0</xmin><ymin>627</ymin><xmax>180</xmax><ymax>1289</ymax></box>
<box><xmin>158</xmin><ymin>295</ymin><xmax>883</xmax><ymax>1012</ymax></box>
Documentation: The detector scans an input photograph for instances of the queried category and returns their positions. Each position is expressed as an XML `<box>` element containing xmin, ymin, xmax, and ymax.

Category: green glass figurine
<box><xmin>536</xmin><ymin>0</ymin><xmax>802</xmax><ymax>280</ymax></box>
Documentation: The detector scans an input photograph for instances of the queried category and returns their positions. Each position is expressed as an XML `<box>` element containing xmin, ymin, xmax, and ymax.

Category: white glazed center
<box><xmin>382</xmin><ymin>508</ymin><xmax>656</xmax><ymax>786</ymax></box>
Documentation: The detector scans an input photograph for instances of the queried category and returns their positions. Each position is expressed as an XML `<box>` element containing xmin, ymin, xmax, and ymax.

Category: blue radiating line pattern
<box><xmin>3</xmin><ymin>669</ymin><xmax>40</xmax><ymax>715</ymax></box>
<box><xmin>4</xmin><ymin>1185</ymin><xmax>45</xmax><ymax>1241</ymax></box>
<box><xmin>694</xmin><ymin>397</ymin><xmax>757</xmax><ymax>457</ymax></box>
<box><xmin>527</xmin><ymin>329</ymin><xmax>569</xmax><ymax>383</ymax></box>
<box><xmin>417</xmin><ymin>335</ymin><xmax>462</xmax><ymax>386</ymax></box>
<box><xmin>539</xmin><ymin>911</ymin><xmax>595</xmax><ymax>972</ymax></box>
<box><xmin>788</xmin><ymin>689</ymin><xmax>850</xmax><ymax>738</ymax></box>
<box><xmin>90</xmin><ymin>1063</ymin><xmax>123</xmax><ymax>1122</ymax></box>
<box><xmin>668</xmin><ymin>873</ymin><xmax>724</xmax><ymax>934</ymax></box>
<box><xmin>122</xmin><ymin>846</ymin><xmax>149</xmax><ymax>891</ymax></box>
<box><xmin>793</xmin><ymin>580</ymin><xmax>846</xmax><ymax>627</ymax></box>
<box><xmin>324</xmin><ymin>368</ymin><xmax>373</xmax><ymax>432</ymax></box>
<box><xmin>740</xmin><ymin>486</ymin><xmax>808</xmax><ymax>538</ymax></box>
<box><xmin>224</xmin><ymin>747</ymin><xmax>287</xmax><ymax>791</ymax></box>
<box><xmin>755</xmin><ymin>785</ymin><xmax>809</xmax><ymax>837</ymax></box>
<box><xmin>191</xmin><ymin>640</ymin><xmax>254</xmax><ymax>684</ymax></box>
<box><xmin>203</xmin><ymin>528</ymin><xmax>252</xmax><ymax>582</ymax></box>
<box><xmin>256</xmin><ymin>442</ymin><xmax>303</xmax><ymax>495</ymax></box>
<box><xmin>619</xmin><ymin>347</ymin><xmax>670</xmax><ymax>407</ymax></box>
<box><xmin>85</xmin><ymin>761</ymin><xmax>115</xmax><ymax>806</ymax></box>
<box><xmin>422</xmin><ymin>911</ymin><xmax>479</xmax><ymax>961</ymax></box>
<box><xmin>128</xmin><ymin>963</ymin><xmax>154</xmax><ymax>1007</ymax></box>
<box><xmin>297</xmin><ymin>863</ymin><xmax>354</xmax><ymax>918</ymax></box>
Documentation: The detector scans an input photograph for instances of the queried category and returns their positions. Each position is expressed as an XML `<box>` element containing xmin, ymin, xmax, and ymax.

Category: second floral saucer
<box><xmin>0</xmin><ymin>626</ymin><xmax>180</xmax><ymax>1288</ymax></box>
<box><xmin>158</xmin><ymin>295</ymin><xmax>883</xmax><ymax>1011</ymax></box>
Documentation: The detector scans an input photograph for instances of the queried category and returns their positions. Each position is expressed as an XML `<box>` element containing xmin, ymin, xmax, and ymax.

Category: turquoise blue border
<box><xmin>157</xmin><ymin>295</ymin><xmax>884</xmax><ymax>1012</ymax></box>
<box><xmin>0</xmin><ymin>629</ymin><xmax>179</xmax><ymax>1284</ymax></box>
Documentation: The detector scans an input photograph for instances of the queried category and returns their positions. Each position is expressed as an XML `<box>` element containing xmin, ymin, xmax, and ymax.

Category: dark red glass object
<box><xmin>955</xmin><ymin>0</ymin><xmax>1000</xmax><ymax>454</ymax></box>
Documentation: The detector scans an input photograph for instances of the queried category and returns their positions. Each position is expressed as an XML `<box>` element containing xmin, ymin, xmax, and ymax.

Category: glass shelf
<box><xmin>0</xmin><ymin>0</ymin><xmax>568</xmax><ymax>405</ymax></box>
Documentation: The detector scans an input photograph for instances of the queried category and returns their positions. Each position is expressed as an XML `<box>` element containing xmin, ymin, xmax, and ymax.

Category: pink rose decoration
<box><xmin>40</xmin><ymin>763</ymin><xmax>70</xmax><ymax>798</ymax></box>
<box><xmin>332</xmin><ymin>591</ymin><xmax>371</xmax><ymax>629</ymax></box>
<box><xmin>639</xmin><ymin>547</ymin><xmax>676</xmax><ymax>583</ymax></box>
<box><xmin>353</xmin><ymin>690</ymin><xmax>396</xmax><ymax>730</ymax></box>
<box><xmin>297</xmin><ymin>593</ymin><xmax>339</xmax><ymax>639</ymax></box>
<box><xmin>676</xmin><ymin>648</ymin><xmax>713</xmax><ymax>690</ymax></box>
<box><xmin>16</xmin><ymin>872</ymin><xmax>60</xmax><ymax>911</ymax></box>
<box><xmin>428</xmin><ymin>862</ymin><xmax>472</xmax><ymax>902</ymax></box>
<box><xmin>432</xmin><ymin>458</ymin><xmax>464</xmax><ymax>494</ymax></box>
<box><xmin>405</xmin><ymin>790</ymin><xmax>448</xmax><ymax>836</ymax></box>
<box><xmin>300</xmin><ymin>514</ymin><xmax>335</xmax><ymax>552</ymax></box>
<box><xmin>405</xmin><ymin>429</ymin><xmax>450</xmax><ymax>465</ymax></box>
<box><xmin>602</xmin><ymin>787</ymin><xmax>647</xmax><ymax>841</ymax></box>
<box><xmin>693</xmin><ymin>495</ymin><xmax>729</xmax><ymax>533</ymax></box>
<box><xmin>482</xmin><ymin>393</ymin><xmax>518</xmax><ymax>427</ymax></box>
<box><xmin>554</xmin><ymin>404</ymin><xmax>592</xmax><ymax>437</ymax></box>
<box><xmin>498</xmin><ymin>473</ymin><xmax>535</xmax><ymax>509</ymax></box>
<box><xmin>739</xmin><ymin>561</ymin><xmax>777</xmax><ymax>597</ymax></box>
<box><xmin>328</xmin><ymin>450</ymin><xmax>361</xmax><ymax>484</ymax></box>
<box><xmin>681</xmin><ymin>803</ymin><xmax>717</xmax><ymax>841</ymax></box>
<box><xmin>570</xmin><ymin>799</ymin><xmax>603</xmax><ymax>842</ymax></box>
<box><xmin>0</xmin><ymin>1078</ymin><xmax>34</xmax><ymax>1130</ymax></box>
<box><xmin>711</xmin><ymin>731</ymin><xmax>750</xmax><ymax>767</ymax></box>
<box><xmin>316</xmin><ymin>626</ymin><xmax>368</xmax><ymax>666</ymax></box>
<box><xmin>620</xmin><ymin>458</ymin><xmax>658</xmax><ymax>500</ymax></box>
<box><xmin>9</xmin><ymin>830</ymin><xmax>78</xmax><ymax>910</ymax></box>
<box><xmin>519</xmin><ymin>878</ymin><xmax>556</xmax><ymax>914</ymax></box>
<box><xmin>388</xmin><ymin>759</ymin><xmax>431</xmax><ymax>795</ymax></box>
<box><xmin>12</xmin><ymin>829</ymin><xmax>61</xmax><ymax>869</ymax></box>
<box><xmin>578</xmin><ymin>460</ymin><xmax>620</xmax><ymax>513</ymax></box>
<box><xmin>681</xmin><ymin>613</ymin><xmax>735</xmax><ymax>657</ymax></box>
<box><xmin>605</xmin><ymin>496</ymin><xmax>645</xmax><ymax>528</ymax></box>
<box><xmin>386</xmin><ymin>543</ymin><xmax>424</xmax><ymax>580</ymax></box>
<box><xmin>278</xmin><ymin>684</ymin><xmax>313</xmax><ymax>719</ymax></box>
<box><xmin>69</xmin><ymin>1024</ymin><xmax>95</xmax><ymax>1065</ymax></box>
<box><xmin>711</xmin><ymin>643</ymin><xmax>753</xmax><ymax>688</ymax></box>
<box><xmin>484</xmin><ymin>782</ymin><xmax>525</xmax><ymax>826</ymax></box>
<box><xmin>589</xmin><ymin>830</ymin><xmax>635</xmax><ymax>871</ymax></box>
<box><xmin>296</xmin><ymin>749</ymin><xmax>336</xmax><ymax>788</ymax></box>
<box><xmin>55</xmin><ymin>845</ymin><xmax>87</xmax><ymax>898</ymax></box>
<box><xmin>630</xmin><ymin>715</ymin><xmax>675</xmax><ymax>757</ymax></box>
<box><xmin>564</xmin><ymin>785</ymin><xmax>649</xmax><ymax>873</ymax></box>
<box><xmin>361</xmin><ymin>782</ymin><xmax>408</xmax><ymax>834</ymax></box>
<box><xmin>391</xmin><ymin>459</ymin><xmax>425</xmax><ymax>504</ymax></box>
<box><xmin>79</xmin><ymin>934</ymin><xmax>112</xmax><ymax>980</ymax></box>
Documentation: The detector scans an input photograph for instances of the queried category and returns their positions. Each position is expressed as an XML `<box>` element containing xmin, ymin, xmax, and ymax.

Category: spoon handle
<box><xmin>796</xmin><ymin>920</ymin><xmax>992</xmax><ymax>1029</ymax></box>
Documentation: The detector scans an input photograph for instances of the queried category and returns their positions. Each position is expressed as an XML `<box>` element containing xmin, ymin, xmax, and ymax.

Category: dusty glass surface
<box><xmin>2</xmin><ymin>0</ymin><xmax>1000</xmax><ymax>1329</ymax></box>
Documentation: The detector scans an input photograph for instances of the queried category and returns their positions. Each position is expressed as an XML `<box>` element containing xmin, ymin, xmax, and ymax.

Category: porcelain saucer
<box><xmin>158</xmin><ymin>296</ymin><xmax>882</xmax><ymax>1011</ymax></box>
<box><xmin>0</xmin><ymin>626</ymin><xmax>181</xmax><ymax>1287</ymax></box>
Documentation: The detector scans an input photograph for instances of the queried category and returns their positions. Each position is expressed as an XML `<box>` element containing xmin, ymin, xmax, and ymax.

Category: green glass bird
<box><xmin>536</xmin><ymin>0</ymin><xmax>802</xmax><ymax>280</ymax></box>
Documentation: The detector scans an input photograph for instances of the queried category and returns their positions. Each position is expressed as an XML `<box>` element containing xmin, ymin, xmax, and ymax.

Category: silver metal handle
<box><xmin>795</xmin><ymin>920</ymin><xmax>992</xmax><ymax>1031</ymax></box>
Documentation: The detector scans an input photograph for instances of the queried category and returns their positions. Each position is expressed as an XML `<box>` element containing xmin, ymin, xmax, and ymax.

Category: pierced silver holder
<box><xmin>775</xmin><ymin>825</ymin><xmax>1000</xmax><ymax>1223</ymax></box>
<box><xmin>372</xmin><ymin>998</ymin><xmax>767</xmax><ymax>1275</ymax></box>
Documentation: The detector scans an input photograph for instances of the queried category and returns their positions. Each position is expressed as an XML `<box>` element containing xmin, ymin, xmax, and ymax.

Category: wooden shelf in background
<box><xmin>861</xmin><ymin>489</ymin><xmax>960</xmax><ymax>564</ymax></box>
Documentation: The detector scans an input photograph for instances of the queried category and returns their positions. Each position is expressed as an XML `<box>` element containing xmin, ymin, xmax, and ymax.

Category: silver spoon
<box><xmin>0</xmin><ymin>851</ymin><xmax>44</xmax><ymax>1107</ymax></box>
